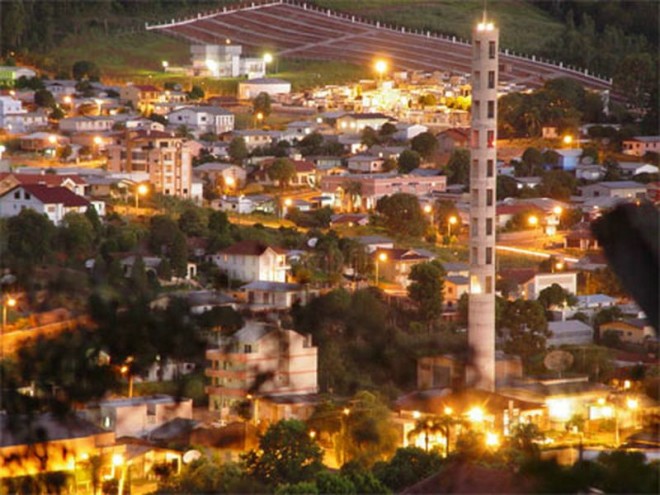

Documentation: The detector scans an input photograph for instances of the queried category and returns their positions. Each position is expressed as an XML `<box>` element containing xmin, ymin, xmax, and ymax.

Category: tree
<box><xmin>410</xmin><ymin>132</ymin><xmax>437</xmax><ymax>160</ymax></box>
<box><xmin>360</xmin><ymin>126</ymin><xmax>380</xmax><ymax>147</ymax></box>
<box><xmin>379</xmin><ymin>122</ymin><xmax>397</xmax><ymax>138</ymax></box>
<box><xmin>187</xmin><ymin>85</ymin><xmax>204</xmax><ymax>100</ymax></box>
<box><xmin>268</xmin><ymin>158</ymin><xmax>296</xmax><ymax>191</ymax></box>
<box><xmin>228</xmin><ymin>137</ymin><xmax>248</xmax><ymax>163</ymax></box>
<box><xmin>501</xmin><ymin>299</ymin><xmax>549</xmax><ymax>371</ymax></box>
<box><xmin>397</xmin><ymin>149</ymin><xmax>421</xmax><ymax>173</ymax></box>
<box><xmin>373</xmin><ymin>447</ymin><xmax>442</xmax><ymax>492</ymax></box>
<box><xmin>408</xmin><ymin>261</ymin><xmax>445</xmax><ymax>329</ymax></box>
<box><xmin>72</xmin><ymin>60</ymin><xmax>100</xmax><ymax>81</ymax></box>
<box><xmin>253</xmin><ymin>92</ymin><xmax>272</xmax><ymax>117</ymax></box>
<box><xmin>34</xmin><ymin>89</ymin><xmax>55</xmax><ymax>108</ymax></box>
<box><xmin>57</xmin><ymin>212</ymin><xmax>95</xmax><ymax>261</ymax></box>
<box><xmin>376</xmin><ymin>193</ymin><xmax>428</xmax><ymax>238</ymax></box>
<box><xmin>6</xmin><ymin>208</ymin><xmax>55</xmax><ymax>267</ymax></box>
<box><xmin>445</xmin><ymin>148</ymin><xmax>470</xmax><ymax>186</ymax></box>
<box><xmin>298</xmin><ymin>132</ymin><xmax>324</xmax><ymax>156</ymax></box>
<box><xmin>243</xmin><ymin>419</ymin><xmax>323</xmax><ymax>487</ymax></box>
<box><xmin>178</xmin><ymin>207</ymin><xmax>207</xmax><ymax>237</ymax></box>
<box><xmin>538</xmin><ymin>284</ymin><xmax>578</xmax><ymax>310</ymax></box>
<box><xmin>155</xmin><ymin>457</ymin><xmax>248</xmax><ymax>493</ymax></box>
<box><xmin>418</xmin><ymin>94</ymin><xmax>437</xmax><ymax>108</ymax></box>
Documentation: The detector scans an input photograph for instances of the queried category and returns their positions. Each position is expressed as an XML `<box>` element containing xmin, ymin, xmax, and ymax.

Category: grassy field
<box><xmin>312</xmin><ymin>0</ymin><xmax>563</xmax><ymax>54</ymax></box>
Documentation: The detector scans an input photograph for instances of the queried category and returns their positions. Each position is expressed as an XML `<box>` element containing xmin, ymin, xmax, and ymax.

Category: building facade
<box><xmin>107</xmin><ymin>130</ymin><xmax>193</xmax><ymax>198</ymax></box>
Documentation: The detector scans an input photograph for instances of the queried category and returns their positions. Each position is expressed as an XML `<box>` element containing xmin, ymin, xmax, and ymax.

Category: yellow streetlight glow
<box><xmin>413</xmin><ymin>410</ymin><xmax>421</xmax><ymax>419</ymax></box>
<box><xmin>563</xmin><ymin>135</ymin><xmax>573</xmax><ymax>146</ymax></box>
<box><xmin>225</xmin><ymin>38</ymin><xmax>231</xmax><ymax>45</ymax></box>
<box><xmin>555</xmin><ymin>262</ymin><xmax>564</xmax><ymax>271</ymax></box>
<box><xmin>553</xmin><ymin>206</ymin><xmax>563</xmax><ymax>216</ymax></box>
<box><xmin>48</xmin><ymin>135</ymin><xmax>57</xmax><ymax>144</ymax></box>
<box><xmin>6</xmin><ymin>297</ymin><xmax>16</xmax><ymax>308</ymax></box>
<box><xmin>374</xmin><ymin>59</ymin><xmax>388</xmax><ymax>76</ymax></box>
<box><xmin>627</xmin><ymin>398</ymin><xmax>638</xmax><ymax>410</ymax></box>
<box><xmin>284</xmin><ymin>198</ymin><xmax>292</xmax><ymax>207</ymax></box>
<box><xmin>597</xmin><ymin>397</ymin><xmax>606</xmax><ymax>406</ymax></box>
<box><xmin>137</xmin><ymin>184</ymin><xmax>149</xmax><ymax>196</ymax></box>
<box><xmin>623</xmin><ymin>380</ymin><xmax>631</xmax><ymax>390</ymax></box>
<box><xmin>343</xmin><ymin>407</ymin><xmax>350</xmax><ymax>416</ymax></box>
<box><xmin>528</xmin><ymin>215</ymin><xmax>538</xmax><ymax>227</ymax></box>
<box><xmin>225</xmin><ymin>176</ymin><xmax>235</xmax><ymax>188</ymax></box>
<box><xmin>309</xmin><ymin>430</ymin><xmax>316</xmax><ymax>439</ymax></box>
<box><xmin>112</xmin><ymin>454</ymin><xmax>124</xmax><ymax>467</ymax></box>
<box><xmin>256</xmin><ymin>112</ymin><xmax>264</xmax><ymax>121</ymax></box>
<box><xmin>485</xmin><ymin>432</ymin><xmax>500</xmax><ymax>447</ymax></box>
<box><xmin>444</xmin><ymin>406</ymin><xmax>453</xmax><ymax>415</ymax></box>
<box><xmin>467</xmin><ymin>407</ymin><xmax>484</xmax><ymax>423</ymax></box>
<box><xmin>263</xmin><ymin>53</ymin><xmax>273</xmax><ymax>64</ymax></box>
<box><xmin>93</xmin><ymin>136</ymin><xmax>103</xmax><ymax>145</ymax></box>
<box><xmin>63</xmin><ymin>95</ymin><xmax>72</xmax><ymax>104</ymax></box>
<box><xmin>378</xmin><ymin>252</ymin><xmax>388</xmax><ymax>262</ymax></box>
<box><xmin>449</xmin><ymin>216</ymin><xmax>458</xmax><ymax>225</ymax></box>
<box><xmin>424</xmin><ymin>204</ymin><xmax>432</xmax><ymax>214</ymax></box>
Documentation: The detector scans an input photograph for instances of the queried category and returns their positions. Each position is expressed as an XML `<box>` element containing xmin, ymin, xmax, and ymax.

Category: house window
<box><xmin>474</xmin><ymin>41</ymin><xmax>481</xmax><ymax>59</ymax></box>
<box><xmin>473</xmin><ymin>100</ymin><xmax>480</xmax><ymax>119</ymax></box>
<box><xmin>472</xmin><ymin>247</ymin><xmax>478</xmax><ymax>264</ymax></box>
<box><xmin>486</xmin><ymin>247</ymin><xmax>493</xmax><ymax>265</ymax></box>
<box><xmin>472</xmin><ymin>159</ymin><xmax>479</xmax><ymax>177</ymax></box>
<box><xmin>471</xmin><ymin>218</ymin><xmax>478</xmax><ymax>236</ymax></box>
<box><xmin>14</xmin><ymin>191</ymin><xmax>20</xmax><ymax>199</ymax></box>
<box><xmin>471</xmin><ymin>130</ymin><xmax>479</xmax><ymax>148</ymax></box>
<box><xmin>486</xmin><ymin>217</ymin><xmax>493</xmax><ymax>235</ymax></box>
<box><xmin>487</xmin><ymin>100</ymin><xmax>495</xmax><ymax>119</ymax></box>
<box><xmin>487</xmin><ymin>130</ymin><xmax>495</xmax><ymax>148</ymax></box>
<box><xmin>473</xmin><ymin>71</ymin><xmax>480</xmax><ymax>90</ymax></box>
<box><xmin>489</xmin><ymin>41</ymin><xmax>496</xmax><ymax>59</ymax></box>
<box><xmin>486</xmin><ymin>189</ymin><xmax>494</xmax><ymax>206</ymax></box>
<box><xmin>485</xmin><ymin>276</ymin><xmax>493</xmax><ymax>293</ymax></box>
<box><xmin>472</xmin><ymin>189</ymin><xmax>479</xmax><ymax>206</ymax></box>
<box><xmin>488</xmin><ymin>71</ymin><xmax>495</xmax><ymax>89</ymax></box>
<box><xmin>487</xmin><ymin>159</ymin><xmax>494</xmax><ymax>177</ymax></box>
<box><xmin>244</xmin><ymin>344</ymin><xmax>252</xmax><ymax>353</ymax></box>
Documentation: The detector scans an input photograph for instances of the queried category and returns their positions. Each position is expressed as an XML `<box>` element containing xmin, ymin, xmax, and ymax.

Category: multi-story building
<box><xmin>191</xmin><ymin>44</ymin><xmax>265</xmax><ymax>79</ymax></box>
<box><xmin>107</xmin><ymin>130</ymin><xmax>193</xmax><ymax>198</ymax></box>
<box><xmin>205</xmin><ymin>321</ymin><xmax>318</xmax><ymax>418</ymax></box>
<box><xmin>468</xmin><ymin>15</ymin><xmax>499</xmax><ymax>391</ymax></box>
<box><xmin>119</xmin><ymin>84</ymin><xmax>163</xmax><ymax>114</ymax></box>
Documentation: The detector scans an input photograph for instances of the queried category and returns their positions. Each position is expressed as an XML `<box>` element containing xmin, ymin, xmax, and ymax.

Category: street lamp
<box><xmin>2</xmin><ymin>295</ymin><xmax>17</xmax><ymax>364</ymax></box>
<box><xmin>255</xmin><ymin>111</ymin><xmax>264</xmax><ymax>128</ymax></box>
<box><xmin>528</xmin><ymin>215</ymin><xmax>539</xmax><ymax>229</ymax></box>
<box><xmin>135</xmin><ymin>183</ymin><xmax>148</xmax><ymax>210</ymax></box>
<box><xmin>375</xmin><ymin>252</ymin><xmax>387</xmax><ymax>287</ymax></box>
<box><xmin>447</xmin><ymin>215</ymin><xmax>458</xmax><ymax>238</ymax></box>
<box><xmin>224</xmin><ymin>175</ymin><xmax>236</xmax><ymax>195</ymax></box>
<box><xmin>374</xmin><ymin>59</ymin><xmax>388</xmax><ymax>83</ymax></box>
<box><xmin>562</xmin><ymin>135</ymin><xmax>573</xmax><ymax>147</ymax></box>
<box><xmin>161</xmin><ymin>60</ymin><xmax>169</xmax><ymax>71</ymax></box>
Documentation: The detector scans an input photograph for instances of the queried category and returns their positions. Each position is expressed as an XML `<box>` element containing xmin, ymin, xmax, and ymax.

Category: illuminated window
<box><xmin>485</xmin><ymin>276</ymin><xmax>493</xmax><ymax>293</ymax></box>
<box><xmin>487</xmin><ymin>130</ymin><xmax>495</xmax><ymax>148</ymax></box>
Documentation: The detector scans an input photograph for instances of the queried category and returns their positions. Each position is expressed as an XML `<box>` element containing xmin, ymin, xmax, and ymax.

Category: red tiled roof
<box><xmin>220</xmin><ymin>240</ymin><xmax>287</xmax><ymax>256</ymax></box>
<box><xmin>0</xmin><ymin>172</ymin><xmax>86</xmax><ymax>186</ymax></box>
<box><xmin>133</xmin><ymin>85</ymin><xmax>160</xmax><ymax>92</ymax></box>
<box><xmin>293</xmin><ymin>160</ymin><xmax>315</xmax><ymax>173</ymax></box>
<box><xmin>8</xmin><ymin>184</ymin><xmax>90</xmax><ymax>207</ymax></box>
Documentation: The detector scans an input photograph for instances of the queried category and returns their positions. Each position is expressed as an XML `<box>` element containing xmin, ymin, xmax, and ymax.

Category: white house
<box><xmin>521</xmin><ymin>272</ymin><xmax>578</xmax><ymax>301</ymax></box>
<box><xmin>393</xmin><ymin>123</ymin><xmax>428</xmax><ymax>141</ymax></box>
<box><xmin>167</xmin><ymin>106</ymin><xmax>234</xmax><ymax>136</ymax></box>
<box><xmin>580</xmin><ymin>181</ymin><xmax>647</xmax><ymax>200</ymax></box>
<box><xmin>210</xmin><ymin>240</ymin><xmax>290</xmax><ymax>283</ymax></box>
<box><xmin>97</xmin><ymin>395</ymin><xmax>193</xmax><ymax>438</ymax></box>
<box><xmin>191</xmin><ymin>44</ymin><xmax>265</xmax><ymax>79</ymax></box>
<box><xmin>59</xmin><ymin>116</ymin><xmax>117</xmax><ymax>134</ymax></box>
<box><xmin>347</xmin><ymin>154</ymin><xmax>386</xmax><ymax>174</ymax></box>
<box><xmin>618</xmin><ymin>162</ymin><xmax>658</xmax><ymax>177</ymax></box>
<box><xmin>214</xmin><ymin>194</ymin><xmax>274</xmax><ymax>215</ymax></box>
<box><xmin>336</xmin><ymin>113</ymin><xmax>391</xmax><ymax>134</ymax></box>
<box><xmin>193</xmin><ymin>162</ymin><xmax>247</xmax><ymax>188</ymax></box>
<box><xmin>0</xmin><ymin>184</ymin><xmax>104</xmax><ymax>225</ymax></box>
<box><xmin>241</xmin><ymin>281</ymin><xmax>313</xmax><ymax>311</ymax></box>
<box><xmin>238</xmin><ymin>78</ymin><xmax>291</xmax><ymax>100</ymax></box>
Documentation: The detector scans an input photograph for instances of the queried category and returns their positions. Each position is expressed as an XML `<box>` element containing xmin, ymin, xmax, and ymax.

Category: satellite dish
<box><xmin>544</xmin><ymin>350</ymin><xmax>574</xmax><ymax>377</ymax></box>
<box><xmin>307</xmin><ymin>237</ymin><xmax>318</xmax><ymax>248</ymax></box>
<box><xmin>182</xmin><ymin>449</ymin><xmax>202</xmax><ymax>464</ymax></box>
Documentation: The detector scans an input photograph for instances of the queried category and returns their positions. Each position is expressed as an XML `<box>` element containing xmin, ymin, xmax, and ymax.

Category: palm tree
<box><xmin>407</xmin><ymin>415</ymin><xmax>460</xmax><ymax>456</ymax></box>
<box><xmin>343</xmin><ymin>180</ymin><xmax>363</xmax><ymax>212</ymax></box>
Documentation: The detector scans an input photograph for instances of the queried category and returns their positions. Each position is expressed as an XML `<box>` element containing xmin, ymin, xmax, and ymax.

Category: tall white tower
<box><xmin>467</xmin><ymin>15</ymin><xmax>498</xmax><ymax>391</ymax></box>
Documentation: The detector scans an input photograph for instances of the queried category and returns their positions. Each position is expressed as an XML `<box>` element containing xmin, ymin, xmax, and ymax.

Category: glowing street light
<box><xmin>443</xmin><ymin>406</ymin><xmax>453</xmax><ymax>416</ymax></box>
<box><xmin>528</xmin><ymin>215</ymin><xmax>539</xmax><ymax>228</ymax></box>
<box><xmin>467</xmin><ymin>407</ymin><xmax>485</xmax><ymax>423</ymax></box>
<box><xmin>224</xmin><ymin>175</ymin><xmax>236</xmax><ymax>194</ymax></box>
<box><xmin>562</xmin><ymin>135</ymin><xmax>573</xmax><ymax>147</ymax></box>
<box><xmin>2</xmin><ymin>295</ymin><xmax>17</xmax><ymax>358</ymax></box>
<box><xmin>205</xmin><ymin>59</ymin><xmax>219</xmax><ymax>77</ymax></box>
<box><xmin>413</xmin><ymin>410</ymin><xmax>421</xmax><ymax>420</ymax></box>
<box><xmin>48</xmin><ymin>134</ymin><xmax>57</xmax><ymax>145</ymax></box>
<box><xmin>485</xmin><ymin>432</ymin><xmax>500</xmax><ymax>448</ymax></box>
<box><xmin>447</xmin><ymin>215</ymin><xmax>458</xmax><ymax>238</ymax></box>
<box><xmin>255</xmin><ymin>111</ymin><xmax>264</xmax><ymax>128</ymax></box>
<box><xmin>135</xmin><ymin>183</ymin><xmax>149</xmax><ymax>210</ymax></box>
<box><xmin>375</xmin><ymin>252</ymin><xmax>388</xmax><ymax>287</ymax></box>
<box><xmin>263</xmin><ymin>53</ymin><xmax>273</xmax><ymax>65</ymax></box>
<box><xmin>374</xmin><ymin>59</ymin><xmax>388</xmax><ymax>82</ymax></box>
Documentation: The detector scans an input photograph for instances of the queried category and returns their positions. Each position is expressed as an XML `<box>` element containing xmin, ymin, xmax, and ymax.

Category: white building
<box><xmin>167</xmin><ymin>106</ymin><xmax>234</xmax><ymax>137</ymax></box>
<box><xmin>191</xmin><ymin>44</ymin><xmax>265</xmax><ymax>79</ymax></box>
<box><xmin>205</xmin><ymin>321</ymin><xmax>318</xmax><ymax>418</ymax></box>
<box><xmin>209</xmin><ymin>240</ymin><xmax>289</xmax><ymax>283</ymax></box>
<box><xmin>622</xmin><ymin>136</ymin><xmax>660</xmax><ymax>157</ymax></box>
<box><xmin>238</xmin><ymin>78</ymin><xmax>292</xmax><ymax>100</ymax></box>
<box><xmin>336</xmin><ymin>113</ymin><xmax>391</xmax><ymax>134</ymax></box>
<box><xmin>0</xmin><ymin>184</ymin><xmax>104</xmax><ymax>225</ymax></box>
<box><xmin>580</xmin><ymin>181</ymin><xmax>647</xmax><ymax>200</ymax></box>
<box><xmin>520</xmin><ymin>272</ymin><xmax>578</xmax><ymax>301</ymax></box>
<box><xmin>97</xmin><ymin>395</ymin><xmax>193</xmax><ymax>438</ymax></box>
<box><xmin>59</xmin><ymin>116</ymin><xmax>116</xmax><ymax>133</ymax></box>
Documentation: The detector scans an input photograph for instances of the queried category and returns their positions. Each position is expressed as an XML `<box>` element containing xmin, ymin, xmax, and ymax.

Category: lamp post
<box><xmin>374</xmin><ymin>59</ymin><xmax>388</xmax><ymax>84</ymax></box>
<box><xmin>528</xmin><ymin>215</ymin><xmax>539</xmax><ymax>233</ymax></box>
<box><xmin>447</xmin><ymin>215</ymin><xmax>458</xmax><ymax>238</ymax></box>
<box><xmin>134</xmin><ymin>183</ymin><xmax>148</xmax><ymax>210</ymax></box>
<box><xmin>375</xmin><ymin>252</ymin><xmax>387</xmax><ymax>287</ymax></box>
<box><xmin>161</xmin><ymin>60</ymin><xmax>169</xmax><ymax>72</ymax></box>
<box><xmin>224</xmin><ymin>175</ymin><xmax>235</xmax><ymax>195</ymax></box>
<box><xmin>281</xmin><ymin>197</ymin><xmax>292</xmax><ymax>219</ymax></box>
<box><xmin>254</xmin><ymin>111</ymin><xmax>264</xmax><ymax>129</ymax></box>
<box><xmin>562</xmin><ymin>135</ymin><xmax>573</xmax><ymax>148</ymax></box>
<box><xmin>263</xmin><ymin>52</ymin><xmax>274</xmax><ymax>74</ymax></box>
<box><xmin>2</xmin><ymin>295</ymin><xmax>16</xmax><ymax>362</ymax></box>
<box><xmin>341</xmin><ymin>407</ymin><xmax>350</xmax><ymax>465</ymax></box>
